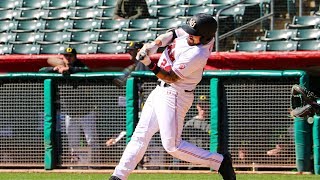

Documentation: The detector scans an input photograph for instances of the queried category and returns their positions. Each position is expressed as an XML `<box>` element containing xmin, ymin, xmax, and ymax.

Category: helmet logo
<box><xmin>179</xmin><ymin>64</ymin><xmax>186</xmax><ymax>69</ymax></box>
<box><xmin>188</xmin><ymin>19</ymin><xmax>196</xmax><ymax>28</ymax></box>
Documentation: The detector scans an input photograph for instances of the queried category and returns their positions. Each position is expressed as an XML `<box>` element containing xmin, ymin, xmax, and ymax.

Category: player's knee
<box><xmin>162</xmin><ymin>140</ymin><xmax>178</xmax><ymax>154</ymax></box>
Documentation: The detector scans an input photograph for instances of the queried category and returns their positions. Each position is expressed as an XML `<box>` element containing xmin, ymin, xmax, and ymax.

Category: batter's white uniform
<box><xmin>112</xmin><ymin>29</ymin><xmax>223</xmax><ymax>180</ymax></box>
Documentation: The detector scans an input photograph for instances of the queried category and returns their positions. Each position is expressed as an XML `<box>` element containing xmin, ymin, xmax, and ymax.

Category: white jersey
<box><xmin>157</xmin><ymin>28</ymin><xmax>214</xmax><ymax>91</ymax></box>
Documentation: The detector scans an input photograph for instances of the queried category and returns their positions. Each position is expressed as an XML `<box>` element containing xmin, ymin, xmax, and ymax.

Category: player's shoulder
<box><xmin>175</xmin><ymin>28</ymin><xmax>188</xmax><ymax>37</ymax></box>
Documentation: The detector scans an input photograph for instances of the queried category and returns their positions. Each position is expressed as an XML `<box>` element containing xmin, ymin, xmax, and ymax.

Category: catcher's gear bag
<box><xmin>290</xmin><ymin>84</ymin><xmax>320</xmax><ymax>118</ymax></box>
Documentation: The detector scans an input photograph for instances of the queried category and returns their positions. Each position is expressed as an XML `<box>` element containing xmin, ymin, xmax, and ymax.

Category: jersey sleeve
<box><xmin>175</xmin><ymin>28</ymin><xmax>188</xmax><ymax>38</ymax></box>
<box><xmin>172</xmin><ymin>49</ymin><xmax>207</xmax><ymax>79</ymax></box>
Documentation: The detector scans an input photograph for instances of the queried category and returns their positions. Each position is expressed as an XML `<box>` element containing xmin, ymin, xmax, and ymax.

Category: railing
<box><xmin>215</xmin><ymin>0</ymin><xmax>274</xmax><ymax>52</ymax></box>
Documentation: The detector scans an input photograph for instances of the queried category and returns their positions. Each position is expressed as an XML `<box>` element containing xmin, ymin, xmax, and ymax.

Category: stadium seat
<box><xmin>0</xmin><ymin>44</ymin><xmax>13</xmax><ymax>54</ymax></box>
<box><xmin>234</xmin><ymin>41</ymin><xmax>267</xmax><ymax>52</ymax></box>
<box><xmin>0</xmin><ymin>21</ymin><xmax>18</xmax><ymax>33</ymax></box>
<box><xmin>155</xmin><ymin>29</ymin><xmax>168</xmax><ymax>37</ymax></box>
<box><xmin>185</xmin><ymin>6</ymin><xmax>215</xmax><ymax>17</ymax></box>
<box><xmin>0</xmin><ymin>33</ymin><xmax>16</xmax><ymax>44</ymax></box>
<box><xmin>37</xmin><ymin>32</ymin><xmax>72</xmax><ymax>44</ymax></box>
<box><xmin>40</xmin><ymin>19</ymin><xmax>74</xmax><ymax>33</ymax></box>
<box><xmin>212</xmin><ymin>0</ymin><xmax>238</xmax><ymax>5</ymax></box>
<box><xmin>95</xmin><ymin>19</ymin><xmax>130</xmax><ymax>32</ymax></box>
<box><xmin>0</xmin><ymin>9</ymin><xmax>21</xmax><ymax>20</ymax></box>
<box><xmin>69</xmin><ymin>8</ymin><xmax>104</xmax><ymax>20</ymax></box>
<box><xmin>241</xmin><ymin>0</ymin><xmax>270</xmax><ymax>17</ymax></box>
<box><xmin>266</xmin><ymin>41</ymin><xmax>298</xmax><ymax>51</ymax></box>
<box><xmin>71</xmin><ymin>0</ymin><xmax>103</xmax><ymax>10</ymax></box>
<box><xmin>42</xmin><ymin>9</ymin><xmax>76</xmax><ymax>20</ymax></box>
<box><xmin>0</xmin><ymin>0</ymin><xmax>23</xmax><ymax>10</ymax></box>
<box><xmin>16</xmin><ymin>9</ymin><xmax>49</xmax><ymax>20</ymax></box>
<box><xmin>12</xmin><ymin>20</ymin><xmax>46</xmax><ymax>33</ymax></box>
<box><xmin>95</xmin><ymin>7</ymin><xmax>115</xmax><ymax>20</ymax></box>
<box><xmin>151</xmin><ymin>18</ymin><xmax>185</xmax><ymax>31</ymax></box>
<box><xmin>297</xmin><ymin>40</ymin><xmax>320</xmax><ymax>51</ymax></box>
<box><xmin>123</xmin><ymin>30</ymin><xmax>157</xmax><ymax>43</ymax></box>
<box><xmin>65</xmin><ymin>31</ymin><xmax>99</xmax><ymax>45</ymax></box>
<box><xmin>70</xmin><ymin>43</ymin><xmax>98</xmax><ymax>54</ymax></box>
<box><xmin>148</xmin><ymin>6</ymin><xmax>158</xmax><ymax>17</ymax></box>
<box><xmin>92</xmin><ymin>31</ymin><xmax>128</xmax><ymax>44</ymax></box>
<box><xmin>259</xmin><ymin>29</ymin><xmax>297</xmax><ymax>41</ymax></box>
<box><xmin>40</xmin><ymin>43</ymin><xmax>69</xmax><ymax>54</ymax></box>
<box><xmin>292</xmin><ymin>29</ymin><xmax>320</xmax><ymax>41</ymax></box>
<box><xmin>180</xmin><ymin>0</ymin><xmax>213</xmax><ymax>7</ymax></box>
<box><xmin>287</xmin><ymin>16</ymin><xmax>320</xmax><ymax>29</ymax></box>
<box><xmin>146</xmin><ymin>0</ymin><xmax>157</xmax><ymax>7</ymax></box>
<box><xmin>18</xmin><ymin>0</ymin><xmax>50</xmax><ymax>10</ymax></box>
<box><xmin>155</xmin><ymin>6</ymin><xmax>187</xmax><ymax>19</ymax></box>
<box><xmin>44</xmin><ymin>0</ymin><xmax>76</xmax><ymax>10</ymax></box>
<box><xmin>213</xmin><ymin>4</ymin><xmax>247</xmax><ymax>27</ymax></box>
<box><xmin>97</xmin><ymin>0</ymin><xmax>117</xmax><ymax>9</ymax></box>
<box><xmin>122</xmin><ymin>19</ymin><xmax>158</xmax><ymax>32</ymax></box>
<box><xmin>150</xmin><ymin>0</ymin><xmax>186</xmax><ymax>8</ymax></box>
<box><xmin>12</xmin><ymin>44</ymin><xmax>40</xmax><ymax>54</ymax></box>
<box><xmin>213</xmin><ymin>4</ymin><xmax>246</xmax><ymax>17</ymax></box>
<box><xmin>9</xmin><ymin>32</ymin><xmax>45</xmax><ymax>44</ymax></box>
<box><xmin>97</xmin><ymin>42</ymin><xmax>127</xmax><ymax>54</ymax></box>
<box><xmin>67</xmin><ymin>19</ymin><xmax>102</xmax><ymax>32</ymax></box>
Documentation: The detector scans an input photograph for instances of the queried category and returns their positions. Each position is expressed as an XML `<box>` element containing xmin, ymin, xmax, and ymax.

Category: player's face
<box><xmin>187</xmin><ymin>34</ymin><xmax>201</xmax><ymax>46</ymax></box>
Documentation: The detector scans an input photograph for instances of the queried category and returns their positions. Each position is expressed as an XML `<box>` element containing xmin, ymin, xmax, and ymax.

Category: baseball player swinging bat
<box><xmin>113</xmin><ymin>50</ymin><xmax>146</xmax><ymax>87</ymax></box>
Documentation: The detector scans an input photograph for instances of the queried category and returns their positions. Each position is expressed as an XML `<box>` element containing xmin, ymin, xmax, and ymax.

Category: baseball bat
<box><xmin>113</xmin><ymin>51</ymin><xmax>146</xmax><ymax>87</ymax></box>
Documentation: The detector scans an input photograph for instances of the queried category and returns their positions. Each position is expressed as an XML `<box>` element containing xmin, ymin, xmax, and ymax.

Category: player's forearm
<box><xmin>155</xmin><ymin>31</ymin><xmax>173</xmax><ymax>47</ymax></box>
<box><xmin>154</xmin><ymin>68</ymin><xmax>180</xmax><ymax>83</ymax></box>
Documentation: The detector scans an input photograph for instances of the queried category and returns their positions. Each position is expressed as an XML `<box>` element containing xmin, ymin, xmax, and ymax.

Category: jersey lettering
<box><xmin>167</xmin><ymin>41</ymin><xmax>176</xmax><ymax>62</ymax></box>
<box><xmin>160</xmin><ymin>58</ymin><xmax>167</xmax><ymax>67</ymax></box>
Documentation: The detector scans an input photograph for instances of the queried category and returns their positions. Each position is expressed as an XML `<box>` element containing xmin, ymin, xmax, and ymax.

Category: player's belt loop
<box><xmin>157</xmin><ymin>80</ymin><xmax>193</xmax><ymax>93</ymax></box>
<box><xmin>184</xmin><ymin>89</ymin><xmax>194</xmax><ymax>93</ymax></box>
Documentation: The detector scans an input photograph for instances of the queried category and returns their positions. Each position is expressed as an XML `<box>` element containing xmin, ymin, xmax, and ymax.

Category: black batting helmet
<box><xmin>181</xmin><ymin>13</ymin><xmax>217</xmax><ymax>45</ymax></box>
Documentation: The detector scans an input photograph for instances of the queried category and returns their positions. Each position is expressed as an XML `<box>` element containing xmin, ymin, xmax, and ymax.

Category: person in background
<box><xmin>45</xmin><ymin>47</ymin><xmax>90</xmax><ymax>74</ymax></box>
<box><xmin>267</xmin><ymin>125</ymin><xmax>294</xmax><ymax>156</ymax></box>
<box><xmin>113</xmin><ymin>0</ymin><xmax>150</xmax><ymax>20</ymax></box>
<box><xmin>183</xmin><ymin>95</ymin><xmax>211</xmax><ymax>150</ymax></box>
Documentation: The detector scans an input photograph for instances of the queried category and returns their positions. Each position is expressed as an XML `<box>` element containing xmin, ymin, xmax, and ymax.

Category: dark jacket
<box><xmin>114</xmin><ymin>0</ymin><xmax>150</xmax><ymax>19</ymax></box>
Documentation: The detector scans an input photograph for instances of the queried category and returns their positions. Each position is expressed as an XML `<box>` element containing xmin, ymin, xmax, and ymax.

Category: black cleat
<box><xmin>109</xmin><ymin>176</ymin><xmax>121</xmax><ymax>180</ymax></box>
<box><xmin>218</xmin><ymin>153</ymin><xmax>236</xmax><ymax>180</ymax></box>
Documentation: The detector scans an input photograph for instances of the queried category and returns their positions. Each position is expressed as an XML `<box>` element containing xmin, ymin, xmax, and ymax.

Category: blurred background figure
<box><xmin>45</xmin><ymin>47</ymin><xmax>90</xmax><ymax>74</ymax></box>
<box><xmin>183</xmin><ymin>95</ymin><xmax>211</xmax><ymax>149</ymax></box>
<box><xmin>39</xmin><ymin>47</ymin><xmax>90</xmax><ymax>74</ymax></box>
<box><xmin>113</xmin><ymin>0</ymin><xmax>150</xmax><ymax>20</ymax></box>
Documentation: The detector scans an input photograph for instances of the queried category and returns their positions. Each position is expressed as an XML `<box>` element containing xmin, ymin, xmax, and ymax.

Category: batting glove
<box><xmin>142</xmin><ymin>42</ymin><xmax>159</xmax><ymax>55</ymax></box>
<box><xmin>138</xmin><ymin>55</ymin><xmax>151</xmax><ymax>66</ymax></box>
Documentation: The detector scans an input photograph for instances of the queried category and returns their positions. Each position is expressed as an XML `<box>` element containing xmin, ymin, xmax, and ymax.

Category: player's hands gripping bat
<box><xmin>113</xmin><ymin>49</ymin><xmax>146</xmax><ymax>87</ymax></box>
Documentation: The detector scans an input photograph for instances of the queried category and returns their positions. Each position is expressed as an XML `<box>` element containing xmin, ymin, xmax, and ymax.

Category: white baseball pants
<box><xmin>112</xmin><ymin>86</ymin><xmax>223</xmax><ymax>180</ymax></box>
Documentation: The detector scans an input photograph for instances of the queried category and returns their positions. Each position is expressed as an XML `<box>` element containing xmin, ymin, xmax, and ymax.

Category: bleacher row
<box><xmin>234</xmin><ymin>15</ymin><xmax>320</xmax><ymax>51</ymax></box>
<box><xmin>0</xmin><ymin>0</ymin><xmax>270</xmax><ymax>54</ymax></box>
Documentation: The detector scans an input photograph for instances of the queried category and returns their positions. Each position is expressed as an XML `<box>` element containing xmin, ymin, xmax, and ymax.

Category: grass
<box><xmin>0</xmin><ymin>173</ymin><xmax>318</xmax><ymax>180</ymax></box>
